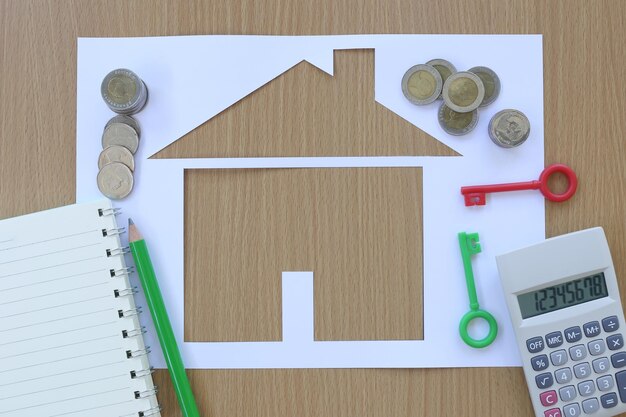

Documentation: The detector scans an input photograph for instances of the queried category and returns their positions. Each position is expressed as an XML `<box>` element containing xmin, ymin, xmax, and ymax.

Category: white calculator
<box><xmin>496</xmin><ymin>227</ymin><xmax>626</xmax><ymax>417</ymax></box>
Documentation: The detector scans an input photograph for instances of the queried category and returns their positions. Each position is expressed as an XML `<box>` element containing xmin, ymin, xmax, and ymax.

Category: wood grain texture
<box><xmin>1</xmin><ymin>0</ymin><xmax>626</xmax><ymax>416</ymax></box>
<box><xmin>185</xmin><ymin>168</ymin><xmax>423</xmax><ymax>342</ymax></box>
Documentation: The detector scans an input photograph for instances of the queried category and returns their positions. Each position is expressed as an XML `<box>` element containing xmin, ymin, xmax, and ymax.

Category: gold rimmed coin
<box><xmin>488</xmin><ymin>109</ymin><xmax>531</xmax><ymax>148</ymax></box>
<box><xmin>101</xmin><ymin>68</ymin><xmax>148</xmax><ymax>115</ymax></box>
<box><xmin>401</xmin><ymin>64</ymin><xmax>443</xmax><ymax>105</ymax></box>
<box><xmin>438</xmin><ymin>103</ymin><xmax>478</xmax><ymax>136</ymax></box>
<box><xmin>426</xmin><ymin>59</ymin><xmax>457</xmax><ymax>98</ymax></box>
<box><xmin>442</xmin><ymin>71</ymin><xmax>485</xmax><ymax>113</ymax></box>
<box><xmin>468</xmin><ymin>66</ymin><xmax>501</xmax><ymax>107</ymax></box>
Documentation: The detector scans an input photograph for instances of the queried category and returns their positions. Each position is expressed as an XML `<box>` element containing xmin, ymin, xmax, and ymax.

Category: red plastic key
<box><xmin>461</xmin><ymin>164</ymin><xmax>578</xmax><ymax>206</ymax></box>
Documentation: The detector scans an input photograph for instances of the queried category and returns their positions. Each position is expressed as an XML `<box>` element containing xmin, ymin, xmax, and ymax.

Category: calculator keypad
<box><xmin>528</xmin><ymin>316</ymin><xmax>626</xmax><ymax>415</ymax></box>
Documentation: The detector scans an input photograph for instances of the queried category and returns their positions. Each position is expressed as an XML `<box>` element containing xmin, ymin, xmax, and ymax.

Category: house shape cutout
<box><xmin>151</xmin><ymin>49</ymin><xmax>457</xmax><ymax>343</ymax></box>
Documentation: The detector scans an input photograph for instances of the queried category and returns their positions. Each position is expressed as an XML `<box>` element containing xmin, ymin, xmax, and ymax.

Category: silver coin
<box><xmin>102</xmin><ymin>123</ymin><xmax>139</xmax><ymax>154</ymax></box>
<box><xmin>98</xmin><ymin>145</ymin><xmax>135</xmax><ymax>171</ymax></box>
<box><xmin>101</xmin><ymin>69</ymin><xmax>148</xmax><ymax>115</ymax></box>
<box><xmin>468</xmin><ymin>66</ymin><xmax>501</xmax><ymax>107</ymax></box>
<box><xmin>426</xmin><ymin>59</ymin><xmax>457</xmax><ymax>99</ymax></box>
<box><xmin>438</xmin><ymin>103</ymin><xmax>478</xmax><ymax>136</ymax></box>
<box><xmin>488</xmin><ymin>109</ymin><xmax>531</xmax><ymax>148</ymax></box>
<box><xmin>105</xmin><ymin>115</ymin><xmax>141</xmax><ymax>137</ymax></box>
<box><xmin>442</xmin><ymin>71</ymin><xmax>485</xmax><ymax>113</ymax></box>
<box><xmin>401</xmin><ymin>64</ymin><xmax>443</xmax><ymax>105</ymax></box>
<box><xmin>97</xmin><ymin>162</ymin><xmax>134</xmax><ymax>200</ymax></box>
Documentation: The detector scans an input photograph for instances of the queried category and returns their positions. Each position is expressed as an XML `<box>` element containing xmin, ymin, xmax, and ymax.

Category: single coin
<box><xmin>101</xmin><ymin>68</ymin><xmax>148</xmax><ymax>115</ymax></box>
<box><xmin>468</xmin><ymin>66</ymin><xmax>501</xmax><ymax>107</ymax></box>
<box><xmin>401</xmin><ymin>64</ymin><xmax>443</xmax><ymax>105</ymax></box>
<box><xmin>438</xmin><ymin>103</ymin><xmax>478</xmax><ymax>136</ymax></box>
<box><xmin>105</xmin><ymin>115</ymin><xmax>141</xmax><ymax>137</ymax></box>
<box><xmin>488</xmin><ymin>109</ymin><xmax>531</xmax><ymax>148</ymax></box>
<box><xmin>426</xmin><ymin>59</ymin><xmax>457</xmax><ymax>98</ymax></box>
<box><xmin>97</xmin><ymin>162</ymin><xmax>134</xmax><ymax>200</ymax></box>
<box><xmin>98</xmin><ymin>145</ymin><xmax>135</xmax><ymax>171</ymax></box>
<box><xmin>102</xmin><ymin>123</ymin><xmax>140</xmax><ymax>154</ymax></box>
<box><xmin>442</xmin><ymin>71</ymin><xmax>485</xmax><ymax>113</ymax></box>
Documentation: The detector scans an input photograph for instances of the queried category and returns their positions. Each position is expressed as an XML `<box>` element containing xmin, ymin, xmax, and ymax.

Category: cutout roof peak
<box><xmin>153</xmin><ymin>49</ymin><xmax>457</xmax><ymax>159</ymax></box>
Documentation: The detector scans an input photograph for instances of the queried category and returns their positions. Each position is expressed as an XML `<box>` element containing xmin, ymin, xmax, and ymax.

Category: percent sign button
<box><xmin>531</xmin><ymin>354</ymin><xmax>549</xmax><ymax>371</ymax></box>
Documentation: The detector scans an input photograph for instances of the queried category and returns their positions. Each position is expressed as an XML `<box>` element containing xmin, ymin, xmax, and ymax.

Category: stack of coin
<box><xmin>97</xmin><ymin>115</ymin><xmax>139</xmax><ymax>200</ymax></box>
<box><xmin>488</xmin><ymin>109</ymin><xmax>531</xmax><ymax>148</ymax></box>
<box><xmin>98</xmin><ymin>69</ymin><xmax>149</xmax><ymax>200</ymax></box>
<box><xmin>401</xmin><ymin>60</ymin><xmax>503</xmax><ymax>138</ymax></box>
<box><xmin>101</xmin><ymin>69</ymin><xmax>148</xmax><ymax>115</ymax></box>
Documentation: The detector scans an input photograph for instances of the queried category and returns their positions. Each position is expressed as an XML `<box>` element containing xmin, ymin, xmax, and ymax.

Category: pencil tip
<box><xmin>128</xmin><ymin>218</ymin><xmax>134</xmax><ymax>226</ymax></box>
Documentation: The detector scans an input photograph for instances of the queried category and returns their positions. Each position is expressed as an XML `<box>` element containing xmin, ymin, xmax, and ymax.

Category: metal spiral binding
<box><xmin>102</xmin><ymin>227</ymin><xmax>126</xmax><ymax>237</ymax></box>
<box><xmin>100</xmin><ymin>206</ymin><xmax>160</xmax><ymax>415</ymax></box>
<box><xmin>118</xmin><ymin>307</ymin><xmax>142</xmax><ymax>318</ymax></box>
<box><xmin>107</xmin><ymin>246</ymin><xmax>130</xmax><ymax>257</ymax></box>
<box><xmin>134</xmin><ymin>387</ymin><xmax>158</xmax><ymax>399</ymax></box>
<box><xmin>114</xmin><ymin>286</ymin><xmax>138</xmax><ymax>298</ymax></box>
<box><xmin>130</xmin><ymin>367</ymin><xmax>155</xmax><ymax>379</ymax></box>
<box><xmin>98</xmin><ymin>207</ymin><xmax>121</xmax><ymax>217</ymax></box>
<box><xmin>138</xmin><ymin>406</ymin><xmax>162</xmax><ymax>416</ymax></box>
<box><xmin>110</xmin><ymin>266</ymin><xmax>135</xmax><ymax>277</ymax></box>
<box><xmin>126</xmin><ymin>347</ymin><xmax>151</xmax><ymax>359</ymax></box>
<box><xmin>122</xmin><ymin>326</ymin><xmax>147</xmax><ymax>338</ymax></box>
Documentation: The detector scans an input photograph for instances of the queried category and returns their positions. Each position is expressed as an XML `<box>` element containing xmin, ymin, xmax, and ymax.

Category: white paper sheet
<box><xmin>76</xmin><ymin>35</ymin><xmax>544</xmax><ymax>369</ymax></box>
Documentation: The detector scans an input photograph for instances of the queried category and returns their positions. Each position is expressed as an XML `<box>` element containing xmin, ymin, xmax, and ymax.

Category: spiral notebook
<box><xmin>0</xmin><ymin>200</ymin><xmax>160</xmax><ymax>417</ymax></box>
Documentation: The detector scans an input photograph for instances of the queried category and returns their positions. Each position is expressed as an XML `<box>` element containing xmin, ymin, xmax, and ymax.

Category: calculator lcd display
<box><xmin>517</xmin><ymin>272</ymin><xmax>608</xmax><ymax>319</ymax></box>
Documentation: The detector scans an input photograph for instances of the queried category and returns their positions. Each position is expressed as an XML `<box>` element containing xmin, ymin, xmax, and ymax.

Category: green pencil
<box><xmin>129</xmin><ymin>219</ymin><xmax>200</xmax><ymax>417</ymax></box>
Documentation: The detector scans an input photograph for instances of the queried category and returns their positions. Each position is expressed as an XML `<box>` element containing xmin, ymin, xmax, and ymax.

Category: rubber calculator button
<box><xmin>563</xmin><ymin>403</ymin><xmax>581</xmax><ymax>417</ymax></box>
<box><xmin>573</xmin><ymin>363</ymin><xmax>591</xmax><ymax>379</ymax></box>
<box><xmin>540</xmin><ymin>390</ymin><xmax>558</xmax><ymax>406</ymax></box>
<box><xmin>602</xmin><ymin>316</ymin><xmax>619</xmax><ymax>333</ymax></box>
<box><xmin>551</xmin><ymin>349</ymin><xmax>568</xmax><ymax>366</ymax></box>
<box><xmin>587</xmin><ymin>340</ymin><xmax>605</xmax><ymax>356</ymax></box>
<box><xmin>581</xmin><ymin>398</ymin><xmax>599</xmax><ymax>414</ymax></box>
<box><xmin>615</xmin><ymin>370</ymin><xmax>626</xmax><ymax>402</ymax></box>
<box><xmin>544</xmin><ymin>408</ymin><xmax>562</xmax><ymax>417</ymax></box>
<box><xmin>596</xmin><ymin>374</ymin><xmax>614</xmax><ymax>391</ymax></box>
<box><xmin>577</xmin><ymin>380</ymin><xmax>595</xmax><ymax>397</ymax></box>
<box><xmin>531</xmin><ymin>354</ymin><xmax>549</xmax><ymax>371</ymax></box>
<box><xmin>559</xmin><ymin>385</ymin><xmax>577</xmax><ymax>402</ymax></box>
<box><xmin>569</xmin><ymin>345</ymin><xmax>587</xmax><ymax>361</ymax></box>
<box><xmin>607</xmin><ymin>333</ymin><xmax>624</xmax><ymax>351</ymax></box>
<box><xmin>591</xmin><ymin>357</ymin><xmax>609</xmax><ymax>374</ymax></box>
<box><xmin>546</xmin><ymin>331</ymin><xmax>564</xmax><ymax>348</ymax></box>
<box><xmin>527</xmin><ymin>336</ymin><xmax>544</xmax><ymax>353</ymax></box>
<box><xmin>583</xmin><ymin>321</ymin><xmax>601</xmax><ymax>338</ymax></box>
<box><xmin>536</xmin><ymin>372</ymin><xmax>554</xmax><ymax>389</ymax></box>
<box><xmin>565</xmin><ymin>326</ymin><xmax>583</xmax><ymax>343</ymax></box>
<box><xmin>555</xmin><ymin>367</ymin><xmax>573</xmax><ymax>384</ymax></box>
<box><xmin>610</xmin><ymin>352</ymin><xmax>626</xmax><ymax>368</ymax></box>
<box><xmin>600</xmin><ymin>392</ymin><xmax>618</xmax><ymax>409</ymax></box>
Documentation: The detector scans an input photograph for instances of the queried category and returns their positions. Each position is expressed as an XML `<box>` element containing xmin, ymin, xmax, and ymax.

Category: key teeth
<box><xmin>465</xmin><ymin>233</ymin><xmax>482</xmax><ymax>254</ymax></box>
<box><xmin>464</xmin><ymin>193</ymin><xmax>486</xmax><ymax>206</ymax></box>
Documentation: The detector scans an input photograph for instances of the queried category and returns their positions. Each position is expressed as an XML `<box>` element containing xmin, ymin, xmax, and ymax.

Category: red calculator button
<box><xmin>540</xmin><ymin>390</ymin><xmax>558</xmax><ymax>406</ymax></box>
<box><xmin>544</xmin><ymin>408</ymin><xmax>561</xmax><ymax>417</ymax></box>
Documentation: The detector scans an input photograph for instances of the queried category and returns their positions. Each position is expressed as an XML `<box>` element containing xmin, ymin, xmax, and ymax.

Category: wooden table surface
<box><xmin>1</xmin><ymin>1</ymin><xmax>626</xmax><ymax>416</ymax></box>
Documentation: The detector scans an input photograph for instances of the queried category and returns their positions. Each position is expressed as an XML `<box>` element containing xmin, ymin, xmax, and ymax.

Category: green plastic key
<box><xmin>458</xmin><ymin>232</ymin><xmax>498</xmax><ymax>348</ymax></box>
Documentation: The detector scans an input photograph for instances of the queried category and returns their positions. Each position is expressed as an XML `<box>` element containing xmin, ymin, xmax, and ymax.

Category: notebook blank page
<box><xmin>0</xmin><ymin>200</ymin><xmax>159</xmax><ymax>417</ymax></box>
